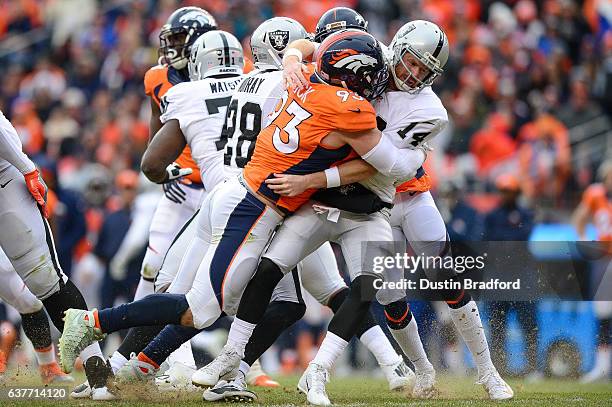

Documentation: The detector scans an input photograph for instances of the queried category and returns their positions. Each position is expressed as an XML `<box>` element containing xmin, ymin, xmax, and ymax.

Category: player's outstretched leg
<box><xmin>59</xmin><ymin>293</ymin><xmax>190</xmax><ymax>373</ymax></box>
<box><xmin>383</xmin><ymin>300</ymin><xmax>436</xmax><ymax>398</ymax></box>
<box><xmin>446</xmin><ymin>292</ymin><xmax>513</xmax><ymax>400</ymax></box>
<box><xmin>326</xmin><ymin>288</ymin><xmax>415</xmax><ymax>391</ymax></box>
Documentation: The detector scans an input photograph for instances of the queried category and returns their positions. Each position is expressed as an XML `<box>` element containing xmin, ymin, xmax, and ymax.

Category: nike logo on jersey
<box><xmin>0</xmin><ymin>179</ymin><xmax>12</xmax><ymax>188</ymax></box>
<box><xmin>349</xmin><ymin>108</ymin><xmax>361</xmax><ymax>113</ymax></box>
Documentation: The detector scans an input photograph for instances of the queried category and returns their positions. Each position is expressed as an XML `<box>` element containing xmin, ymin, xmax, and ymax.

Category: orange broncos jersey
<box><xmin>144</xmin><ymin>57</ymin><xmax>255</xmax><ymax>184</ymax></box>
<box><xmin>581</xmin><ymin>183</ymin><xmax>612</xmax><ymax>241</ymax></box>
<box><xmin>244</xmin><ymin>64</ymin><xmax>377</xmax><ymax>214</ymax></box>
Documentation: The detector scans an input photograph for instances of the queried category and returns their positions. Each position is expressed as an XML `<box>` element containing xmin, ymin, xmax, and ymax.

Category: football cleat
<box><xmin>91</xmin><ymin>386</ymin><xmax>117</xmax><ymax>401</ymax></box>
<box><xmin>191</xmin><ymin>345</ymin><xmax>241</xmax><ymax>387</ymax></box>
<box><xmin>412</xmin><ymin>366</ymin><xmax>437</xmax><ymax>399</ymax></box>
<box><xmin>155</xmin><ymin>361</ymin><xmax>198</xmax><ymax>392</ymax></box>
<box><xmin>115</xmin><ymin>354</ymin><xmax>158</xmax><ymax>384</ymax></box>
<box><xmin>58</xmin><ymin>309</ymin><xmax>105</xmax><ymax>373</ymax></box>
<box><xmin>69</xmin><ymin>381</ymin><xmax>91</xmax><ymax>399</ymax></box>
<box><xmin>245</xmin><ymin>359</ymin><xmax>280</xmax><ymax>388</ymax></box>
<box><xmin>297</xmin><ymin>363</ymin><xmax>331</xmax><ymax>406</ymax></box>
<box><xmin>380</xmin><ymin>358</ymin><xmax>415</xmax><ymax>391</ymax></box>
<box><xmin>40</xmin><ymin>361</ymin><xmax>75</xmax><ymax>384</ymax></box>
<box><xmin>477</xmin><ymin>369</ymin><xmax>514</xmax><ymax>400</ymax></box>
<box><xmin>203</xmin><ymin>375</ymin><xmax>257</xmax><ymax>402</ymax></box>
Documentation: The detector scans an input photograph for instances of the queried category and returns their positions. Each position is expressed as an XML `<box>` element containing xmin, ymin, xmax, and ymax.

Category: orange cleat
<box><xmin>250</xmin><ymin>374</ymin><xmax>280</xmax><ymax>388</ymax></box>
<box><xmin>40</xmin><ymin>362</ymin><xmax>75</xmax><ymax>384</ymax></box>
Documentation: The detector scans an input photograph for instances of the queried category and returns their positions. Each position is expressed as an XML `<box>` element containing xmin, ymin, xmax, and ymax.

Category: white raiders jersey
<box><xmin>159</xmin><ymin>74</ymin><xmax>245</xmax><ymax>191</ymax></box>
<box><xmin>359</xmin><ymin>87</ymin><xmax>448</xmax><ymax>203</ymax></box>
<box><xmin>220</xmin><ymin>69</ymin><xmax>284</xmax><ymax>177</ymax></box>
<box><xmin>0</xmin><ymin>110</ymin><xmax>35</xmax><ymax>174</ymax></box>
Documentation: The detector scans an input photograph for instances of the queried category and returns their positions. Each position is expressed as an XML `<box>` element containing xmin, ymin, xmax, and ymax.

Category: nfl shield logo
<box><xmin>268</xmin><ymin>30</ymin><xmax>290</xmax><ymax>51</ymax></box>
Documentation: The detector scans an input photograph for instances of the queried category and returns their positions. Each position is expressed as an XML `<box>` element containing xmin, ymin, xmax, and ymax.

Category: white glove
<box><xmin>165</xmin><ymin>163</ymin><xmax>193</xmax><ymax>182</ymax></box>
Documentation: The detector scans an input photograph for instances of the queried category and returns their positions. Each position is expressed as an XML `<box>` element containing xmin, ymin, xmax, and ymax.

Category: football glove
<box><xmin>24</xmin><ymin>169</ymin><xmax>49</xmax><ymax>218</ymax></box>
<box><xmin>165</xmin><ymin>162</ymin><xmax>192</xmax><ymax>182</ymax></box>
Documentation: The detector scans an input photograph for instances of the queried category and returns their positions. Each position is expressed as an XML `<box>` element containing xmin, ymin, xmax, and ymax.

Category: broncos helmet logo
<box><xmin>331</xmin><ymin>51</ymin><xmax>378</xmax><ymax>74</ymax></box>
<box><xmin>179</xmin><ymin>10</ymin><xmax>213</xmax><ymax>27</ymax></box>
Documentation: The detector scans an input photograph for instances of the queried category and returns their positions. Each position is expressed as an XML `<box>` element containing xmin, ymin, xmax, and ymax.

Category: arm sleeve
<box><xmin>0</xmin><ymin>111</ymin><xmax>36</xmax><ymax>174</ymax></box>
<box><xmin>361</xmin><ymin>134</ymin><xmax>427</xmax><ymax>183</ymax></box>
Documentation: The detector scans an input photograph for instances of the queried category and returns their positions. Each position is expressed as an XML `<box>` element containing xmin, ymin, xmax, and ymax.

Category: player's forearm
<box><xmin>141</xmin><ymin>120</ymin><xmax>186</xmax><ymax>183</ymax></box>
<box><xmin>284</xmin><ymin>39</ymin><xmax>316</xmax><ymax>63</ymax></box>
<box><xmin>299</xmin><ymin>160</ymin><xmax>375</xmax><ymax>190</ymax></box>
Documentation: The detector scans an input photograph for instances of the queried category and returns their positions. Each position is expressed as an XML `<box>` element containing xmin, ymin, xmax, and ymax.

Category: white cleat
<box><xmin>381</xmin><ymin>358</ymin><xmax>415</xmax><ymax>391</ymax></box>
<box><xmin>203</xmin><ymin>375</ymin><xmax>257</xmax><ymax>402</ymax></box>
<box><xmin>297</xmin><ymin>363</ymin><xmax>331</xmax><ymax>406</ymax></box>
<box><xmin>477</xmin><ymin>369</ymin><xmax>514</xmax><ymax>400</ymax></box>
<box><xmin>69</xmin><ymin>381</ymin><xmax>91</xmax><ymax>399</ymax></box>
<box><xmin>191</xmin><ymin>345</ymin><xmax>241</xmax><ymax>388</ymax></box>
<box><xmin>58</xmin><ymin>309</ymin><xmax>105</xmax><ymax>373</ymax></box>
<box><xmin>412</xmin><ymin>367</ymin><xmax>437</xmax><ymax>399</ymax></box>
<box><xmin>91</xmin><ymin>386</ymin><xmax>117</xmax><ymax>401</ymax></box>
<box><xmin>155</xmin><ymin>362</ymin><xmax>198</xmax><ymax>392</ymax></box>
<box><xmin>115</xmin><ymin>354</ymin><xmax>158</xmax><ymax>384</ymax></box>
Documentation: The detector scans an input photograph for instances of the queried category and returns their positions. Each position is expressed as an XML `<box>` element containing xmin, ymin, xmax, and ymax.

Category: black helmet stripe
<box><xmin>219</xmin><ymin>31</ymin><xmax>230</xmax><ymax>66</ymax></box>
<box><xmin>432</xmin><ymin>31</ymin><xmax>444</xmax><ymax>58</ymax></box>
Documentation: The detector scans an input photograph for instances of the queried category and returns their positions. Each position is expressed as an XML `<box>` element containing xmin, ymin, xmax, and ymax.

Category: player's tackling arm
<box><xmin>283</xmin><ymin>39</ymin><xmax>317</xmax><ymax>90</ymax></box>
<box><xmin>339</xmin><ymin>127</ymin><xmax>427</xmax><ymax>183</ymax></box>
<box><xmin>266</xmin><ymin>158</ymin><xmax>376</xmax><ymax>196</ymax></box>
<box><xmin>141</xmin><ymin>119</ymin><xmax>187</xmax><ymax>183</ymax></box>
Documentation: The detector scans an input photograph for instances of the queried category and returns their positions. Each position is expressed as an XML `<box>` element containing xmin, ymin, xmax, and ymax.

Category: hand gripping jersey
<box><xmin>581</xmin><ymin>183</ymin><xmax>612</xmax><ymax>241</ymax></box>
<box><xmin>372</xmin><ymin>87</ymin><xmax>448</xmax><ymax>194</ymax></box>
<box><xmin>144</xmin><ymin>58</ymin><xmax>255</xmax><ymax>184</ymax></box>
<box><xmin>159</xmin><ymin>75</ymin><xmax>245</xmax><ymax>191</ymax></box>
<box><xmin>243</xmin><ymin>64</ymin><xmax>377</xmax><ymax>214</ymax></box>
<box><xmin>219</xmin><ymin>69</ymin><xmax>285</xmax><ymax>177</ymax></box>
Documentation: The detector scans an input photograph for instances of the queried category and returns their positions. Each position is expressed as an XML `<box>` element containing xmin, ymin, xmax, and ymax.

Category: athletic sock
<box><xmin>448</xmin><ymin>300</ymin><xmax>494</xmax><ymax>376</ymax></box>
<box><xmin>312</xmin><ymin>332</ymin><xmax>348</xmax><ymax>370</ymax></box>
<box><xmin>80</xmin><ymin>342</ymin><xmax>104</xmax><ymax>362</ymax></box>
<box><xmin>238</xmin><ymin>360</ymin><xmax>251</xmax><ymax>379</ymax></box>
<box><xmin>390</xmin><ymin>317</ymin><xmax>433</xmax><ymax>372</ymax></box>
<box><xmin>227</xmin><ymin>318</ymin><xmax>257</xmax><ymax>357</ymax></box>
<box><xmin>21</xmin><ymin>309</ymin><xmax>52</xmax><ymax>349</ymax></box>
<box><xmin>109</xmin><ymin>351</ymin><xmax>128</xmax><ymax>374</ymax></box>
<box><xmin>34</xmin><ymin>345</ymin><xmax>55</xmax><ymax>366</ymax></box>
<box><xmin>359</xmin><ymin>326</ymin><xmax>401</xmax><ymax>366</ymax></box>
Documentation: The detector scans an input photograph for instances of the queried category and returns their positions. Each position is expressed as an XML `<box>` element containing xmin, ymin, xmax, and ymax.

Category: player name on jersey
<box><xmin>210</xmin><ymin>78</ymin><xmax>243</xmax><ymax>94</ymax></box>
<box><xmin>237</xmin><ymin>76</ymin><xmax>266</xmax><ymax>94</ymax></box>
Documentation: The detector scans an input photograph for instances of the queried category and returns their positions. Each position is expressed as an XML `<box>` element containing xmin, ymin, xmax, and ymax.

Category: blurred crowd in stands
<box><xmin>0</xmin><ymin>0</ymin><xmax>610</xmax><ymax>379</ymax></box>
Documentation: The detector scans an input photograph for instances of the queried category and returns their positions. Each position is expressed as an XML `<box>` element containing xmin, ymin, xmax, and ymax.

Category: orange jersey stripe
<box><xmin>244</xmin><ymin>65</ymin><xmax>377</xmax><ymax>213</ymax></box>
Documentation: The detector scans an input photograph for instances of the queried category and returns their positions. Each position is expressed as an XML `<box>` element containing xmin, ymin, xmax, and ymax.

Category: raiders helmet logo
<box><xmin>268</xmin><ymin>30</ymin><xmax>290</xmax><ymax>52</ymax></box>
<box><xmin>330</xmin><ymin>50</ymin><xmax>378</xmax><ymax>74</ymax></box>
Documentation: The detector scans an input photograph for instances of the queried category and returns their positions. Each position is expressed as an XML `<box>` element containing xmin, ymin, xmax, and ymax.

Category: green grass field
<box><xmin>1</xmin><ymin>370</ymin><xmax>611</xmax><ymax>406</ymax></box>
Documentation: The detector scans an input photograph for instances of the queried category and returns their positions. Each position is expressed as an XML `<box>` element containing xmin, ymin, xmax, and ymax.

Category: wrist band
<box><xmin>283</xmin><ymin>48</ymin><xmax>303</xmax><ymax>64</ymax></box>
<box><xmin>325</xmin><ymin>167</ymin><xmax>341</xmax><ymax>188</ymax></box>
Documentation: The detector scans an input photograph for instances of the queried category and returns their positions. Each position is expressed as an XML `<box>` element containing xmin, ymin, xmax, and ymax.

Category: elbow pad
<box><xmin>361</xmin><ymin>135</ymin><xmax>426</xmax><ymax>182</ymax></box>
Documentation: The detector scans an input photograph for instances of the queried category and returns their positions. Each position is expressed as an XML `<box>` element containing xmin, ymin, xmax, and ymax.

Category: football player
<box><xmin>267</xmin><ymin>19</ymin><xmax>513</xmax><ymax>403</ymax></box>
<box><xmin>0</xmin><ymin>248</ymin><xmax>73</xmax><ymax>384</ymax></box>
<box><xmin>194</xmin><ymin>17</ymin><xmax>413</xmax><ymax>402</ymax></box>
<box><xmin>57</xmin><ymin>31</ymin><xmax>421</xmax><ymax>401</ymax></box>
<box><xmin>0</xmin><ymin>110</ymin><xmax>113</xmax><ymax>399</ymax></box>
<box><xmin>573</xmin><ymin>160</ymin><xmax>612</xmax><ymax>383</ymax></box>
